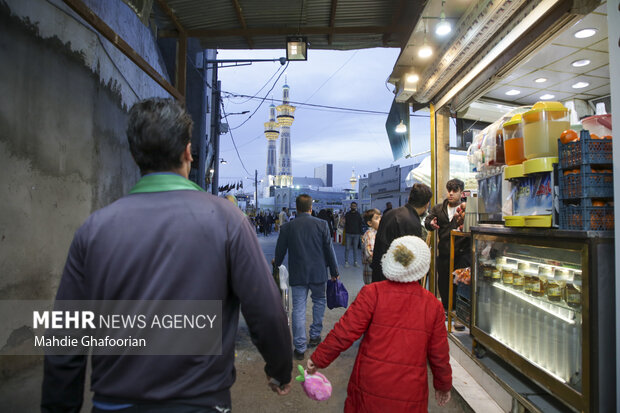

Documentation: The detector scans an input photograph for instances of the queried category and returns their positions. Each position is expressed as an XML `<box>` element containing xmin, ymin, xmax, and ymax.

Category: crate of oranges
<box><xmin>559</xmin><ymin>199</ymin><xmax>614</xmax><ymax>231</ymax></box>
<box><xmin>559</xmin><ymin>165</ymin><xmax>613</xmax><ymax>199</ymax></box>
<box><xmin>558</xmin><ymin>129</ymin><xmax>612</xmax><ymax>169</ymax></box>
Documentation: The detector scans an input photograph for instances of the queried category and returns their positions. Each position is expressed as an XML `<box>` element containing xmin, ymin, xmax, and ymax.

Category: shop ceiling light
<box><xmin>534</xmin><ymin>77</ymin><xmax>548</xmax><ymax>83</ymax></box>
<box><xmin>436</xmin><ymin>19</ymin><xmax>452</xmax><ymax>36</ymax></box>
<box><xmin>505</xmin><ymin>89</ymin><xmax>521</xmax><ymax>96</ymax></box>
<box><xmin>406</xmin><ymin>73</ymin><xmax>420</xmax><ymax>83</ymax></box>
<box><xmin>574</xmin><ymin>28</ymin><xmax>597</xmax><ymax>39</ymax></box>
<box><xmin>540</xmin><ymin>94</ymin><xmax>555</xmax><ymax>100</ymax></box>
<box><xmin>435</xmin><ymin>2</ymin><xmax>452</xmax><ymax>36</ymax></box>
<box><xmin>571</xmin><ymin>59</ymin><xmax>591</xmax><ymax>67</ymax></box>
<box><xmin>395</xmin><ymin>120</ymin><xmax>407</xmax><ymax>133</ymax></box>
<box><xmin>418</xmin><ymin>45</ymin><xmax>433</xmax><ymax>58</ymax></box>
<box><xmin>572</xmin><ymin>81</ymin><xmax>589</xmax><ymax>89</ymax></box>
<box><xmin>418</xmin><ymin>22</ymin><xmax>433</xmax><ymax>58</ymax></box>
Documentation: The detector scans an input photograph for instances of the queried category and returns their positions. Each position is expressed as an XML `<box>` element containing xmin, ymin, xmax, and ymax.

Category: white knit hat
<box><xmin>381</xmin><ymin>236</ymin><xmax>431</xmax><ymax>283</ymax></box>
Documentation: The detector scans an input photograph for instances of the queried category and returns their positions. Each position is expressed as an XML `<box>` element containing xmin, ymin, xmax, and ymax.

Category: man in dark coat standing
<box><xmin>343</xmin><ymin>202</ymin><xmax>364</xmax><ymax>267</ymax></box>
<box><xmin>275</xmin><ymin>194</ymin><xmax>340</xmax><ymax>360</ymax></box>
<box><xmin>41</xmin><ymin>98</ymin><xmax>293</xmax><ymax>412</ymax></box>
<box><xmin>371</xmin><ymin>183</ymin><xmax>433</xmax><ymax>282</ymax></box>
<box><xmin>425</xmin><ymin>179</ymin><xmax>471</xmax><ymax>321</ymax></box>
<box><xmin>383</xmin><ymin>201</ymin><xmax>393</xmax><ymax>215</ymax></box>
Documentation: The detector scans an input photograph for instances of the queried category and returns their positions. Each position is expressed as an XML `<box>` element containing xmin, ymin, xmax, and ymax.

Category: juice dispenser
<box><xmin>502</xmin><ymin>114</ymin><xmax>526</xmax><ymax>166</ymax></box>
<box><xmin>522</xmin><ymin>101</ymin><xmax>569</xmax><ymax>160</ymax></box>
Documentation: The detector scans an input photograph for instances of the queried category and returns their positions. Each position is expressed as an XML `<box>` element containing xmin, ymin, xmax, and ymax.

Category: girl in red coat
<box><xmin>308</xmin><ymin>235</ymin><xmax>452</xmax><ymax>412</ymax></box>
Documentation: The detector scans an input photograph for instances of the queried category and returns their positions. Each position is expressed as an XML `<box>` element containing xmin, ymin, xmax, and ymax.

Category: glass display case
<box><xmin>471</xmin><ymin>225</ymin><xmax>614</xmax><ymax>413</ymax></box>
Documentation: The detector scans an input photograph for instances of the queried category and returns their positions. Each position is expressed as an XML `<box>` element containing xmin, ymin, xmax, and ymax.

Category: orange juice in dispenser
<box><xmin>503</xmin><ymin>114</ymin><xmax>527</xmax><ymax>165</ymax></box>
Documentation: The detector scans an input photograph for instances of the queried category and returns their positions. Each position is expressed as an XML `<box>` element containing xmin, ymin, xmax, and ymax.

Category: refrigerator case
<box><xmin>471</xmin><ymin>226</ymin><xmax>614</xmax><ymax>412</ymax></box>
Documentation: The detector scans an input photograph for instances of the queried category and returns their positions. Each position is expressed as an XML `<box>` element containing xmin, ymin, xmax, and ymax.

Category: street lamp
<box><xmin>286</xmin><ymin>36</ymin><xmax>308</xmax><ymax>61</ymax></box>
<box><xmin>205</xmin><ymin>42</ymin><xmax>308</xmax><ymax>195</ymax></box>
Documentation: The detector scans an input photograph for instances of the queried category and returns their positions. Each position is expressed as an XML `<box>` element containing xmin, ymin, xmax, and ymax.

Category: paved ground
<box><xmin>0</xmin><ymin>229</ymin><xmax>465</xmax><ymax>412</ymax></box>
<box><xmin>230</xmin><ymin>231</ymin><xmax>465</xmax><ymax>412</ymax></box>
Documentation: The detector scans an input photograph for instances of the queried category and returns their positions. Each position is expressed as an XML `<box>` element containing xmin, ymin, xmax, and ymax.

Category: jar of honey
<box><xmin>547</xmin><ymin>268</ymin><xmax>564</xmax><ymax>302</ymax></box>
<box><xmin>492</xmin><ymin>258</ymin><xmax>504</xmax><ymax>282</ymax></box>
<box><xmin>512</xmin><ymin>263</ymin><xmax>525</xmax><ymax>290</ymax></box>
<box><xmin>532</xmin><ymin>266</ymin><xmax>551</xmax><ymax>297</ymax></box>
<box><xmin>520</xmin><ymin>262</ymin><xmax>538</xmax><ymax>295</ymax></box>
<box><xmin>566</xmin><ymin>271</ymin><xmax>582</xmax><ymax>309</ymax></box>
<box><xmin>502</xmin><ymin>264</ymin><xmax>515</xmax><ymax>285</ymax></box>
<box><xmin>482</xmin><ymin>259</ymin><xmax>494</xmax><ymax>280</ymax></box>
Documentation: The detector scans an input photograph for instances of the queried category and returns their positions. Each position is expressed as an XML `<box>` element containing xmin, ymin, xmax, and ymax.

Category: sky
<box><xmin>215</xmin><ymin>47</ymin><xmax>434</xmax><ymax>190</ymax></box>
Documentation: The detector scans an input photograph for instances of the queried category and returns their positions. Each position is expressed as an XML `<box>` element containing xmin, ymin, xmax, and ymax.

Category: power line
<box><xmin>302</xmin><ymin>50</ymin><xmax>358</xmax><ymax>104</ymax></box>
<box><xmin>229</xmin><ymin>61</ymin><xmax>290</xmax><ymax>130</ymax></box>
<box><xmin>222</xmin><ymin>92</ymin><xmax>431</xmax><ymax>117</ymax></box>
<box><xmin>228</xmin><ymin>64</ymin><xmax>286</xmax><ymax>105</ymax></box>
<box><xmin>220</xmin><ymin>100</ymin><xmax>251</xmax><ymax>176</ymax></box>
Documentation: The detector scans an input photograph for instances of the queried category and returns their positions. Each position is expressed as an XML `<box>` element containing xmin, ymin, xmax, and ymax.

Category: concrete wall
<box><xmin>0</xmin><ymin>0</ymin><xmax>197</xmax><ymax>385</ymax></box>
<box><xmin>0</xmin><ymin>0</ymin><xmax>176</xmax><ymax>299</ymax></box>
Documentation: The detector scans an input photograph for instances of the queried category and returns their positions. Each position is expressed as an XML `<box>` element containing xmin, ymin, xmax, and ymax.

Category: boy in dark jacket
<box><xmin>425</xmin><ymin>178</ymin><xmax>471</xmax><ymax>329</ymax></box>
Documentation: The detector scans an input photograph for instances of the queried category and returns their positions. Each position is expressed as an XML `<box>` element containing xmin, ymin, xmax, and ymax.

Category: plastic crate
<box><xmin>559</xmin><ymin>167</ymin><xmax>613</xmax><ymax>199</ymax></box>
<box><xmin>559</xmin><ymin>200</ymin><xmax>614</xmax><ymax>231</ymax></box>
<box><xmin>456</xmin><ymin>282</ymin><xmax>471</xmax><ymax>301</ymax></box>
<box><xmin>455</xmin><ymin>296</ymin><xmax>471</xmax><ymax>325</ymax></box>
<box><xmin>558</xmin><ymin>130</ymin><xmax>612</xmax><ymax>169</ymax></box>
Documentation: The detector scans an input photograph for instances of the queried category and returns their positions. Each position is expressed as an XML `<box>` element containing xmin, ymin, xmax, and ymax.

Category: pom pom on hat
<box><xmin>381</xmin><ymin>236</ymin><xmax>431</xmax><ymax>283</ymax></box>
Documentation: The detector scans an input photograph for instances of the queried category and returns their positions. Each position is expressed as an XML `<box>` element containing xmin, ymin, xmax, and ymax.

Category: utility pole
<box><xmin>254</xmin><ymin>169</ymin><xmax>259</xmax><ymax>211</ymax></box>
<box><xmin>210</xmin><ymin>74</ymin><xmax>221</xmax><ymax>195</ymax></box>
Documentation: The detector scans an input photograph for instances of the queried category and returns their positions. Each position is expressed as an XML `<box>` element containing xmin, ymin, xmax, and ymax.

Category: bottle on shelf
<box><xmin>566</xmin><ymin>270</ymin><xmax>582</xmax><ymax>309</ymax></box>
<box><xmin>492</xmin><ymin>257</ymin><xmax>504</xmax><ymax>282</ymax></box>
<box><xmin>502</xmin><ymin>263</ymin><xmax>515</xmax><ymax>286</ymax></box>
<box><xmin>520</xmin><ymin>262</ymin><xmax>534</xmax><ymax>295</ymax></box>
<box><xmin>532</xmin><ymin>266</ymin><xmax>550</xmax><ymax>297</ymax></box>
<box><xmin>547</xmin><ymin>268</ymin><xmax>564</xmax><ymax>302</ymax></box>
<box><xmin>512</xmin><ymin>262</ymin><xmax>525</xmax><ymax>290</ymax></box>
<box><xmin>482</xmin><ymin>259</ymin><xmax>494</xmax><ymax>281</ymax></box>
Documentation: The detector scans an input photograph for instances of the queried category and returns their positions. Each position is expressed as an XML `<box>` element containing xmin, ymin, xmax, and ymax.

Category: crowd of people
<box><xmin>42</xmin><ymin>98</ymin><xmax>465</xmax><ymax>413</ymax></box>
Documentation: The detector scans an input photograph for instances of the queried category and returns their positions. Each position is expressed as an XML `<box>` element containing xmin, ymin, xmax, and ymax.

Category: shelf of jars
<box><xmin>474</xmin><ymin>244</ymin><xmax>584</xmax><ymax>394</ymax></box>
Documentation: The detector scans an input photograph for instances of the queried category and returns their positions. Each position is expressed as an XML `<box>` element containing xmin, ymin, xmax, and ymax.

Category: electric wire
<box><xmin>229</xmin><ymin>64</ymin><xmax>286</xmax><ymax>104</ymax></box>
<box><xmin>297</xmin><ymin>0</ymin><xmax>305</xmax><ymax>34</ymax></box>
<box><xmin>222</xmin><ymin>92</ymin><xmax>431</xmax><ymax>117</ymax></box>
<box><xmin>45</xmin><ymin>0</ymin><xmax>143</xmax><ymax>99</ymax></box>
<box><xmin>220</xmin><ymin>100</ymin><xmax>251</xmax><ymax>176</ymax></box>
<box><xmin>302</xmin><ymin>51</ymin><xmax>358</xmax><ymax>104</ymax></box>
<box><xmin>220</xmin><ymin>133</ymin><xmax>264</xmax><ymax>152</ymax></box>
<box><xmin>228</xmin><ymin>62</ymin><xmax>290</xmax><ymax>130</ymax></box>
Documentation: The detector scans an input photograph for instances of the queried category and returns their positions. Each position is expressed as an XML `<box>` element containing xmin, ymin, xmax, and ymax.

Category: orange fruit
<box><xmin>560</xmin><ymin>129</ymin><xmax>579</xmax><ymax>144</ymax></box>
<box><xmin>592</xmin><ymin>200</ymin><xmax>606</xmax><ymax>207</ymax></box>
<box><xmin>603</xmin><ymin>135</ymin><xmax>612</xmax><ymax>140</ymax></box>
<box><xmin>590</xmin><ymin>133</ymin><xmax>601</xmax><ymax>140</ymax></box>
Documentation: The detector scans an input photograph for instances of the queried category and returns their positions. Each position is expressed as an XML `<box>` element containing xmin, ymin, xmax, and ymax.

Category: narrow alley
<box><xmin>229</xmin><ymin>231</ymin><xmax>467</xmax><ymax>413</ymax></box>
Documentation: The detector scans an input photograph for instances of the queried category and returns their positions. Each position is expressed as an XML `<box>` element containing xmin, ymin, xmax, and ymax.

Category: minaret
<box><xmin>264</xmin><ymin>103</ymin><xmax>279</xmax><ymax>187</ymax></box>
<box><xmin>276</xmin><ymin>80</ymin><xmax>295</xmax><ymax>187</ymax></box>
<box><xmin>349</xmin><ymin>168</ymin><xmax>358</xmax><ymax>191</ymax></box>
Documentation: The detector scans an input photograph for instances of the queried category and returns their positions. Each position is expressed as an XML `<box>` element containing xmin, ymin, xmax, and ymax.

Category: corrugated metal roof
<box><xmin>151</xmin><ymin>0</ymin><xmax>427</xmax><ymax>51</ymax></box>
